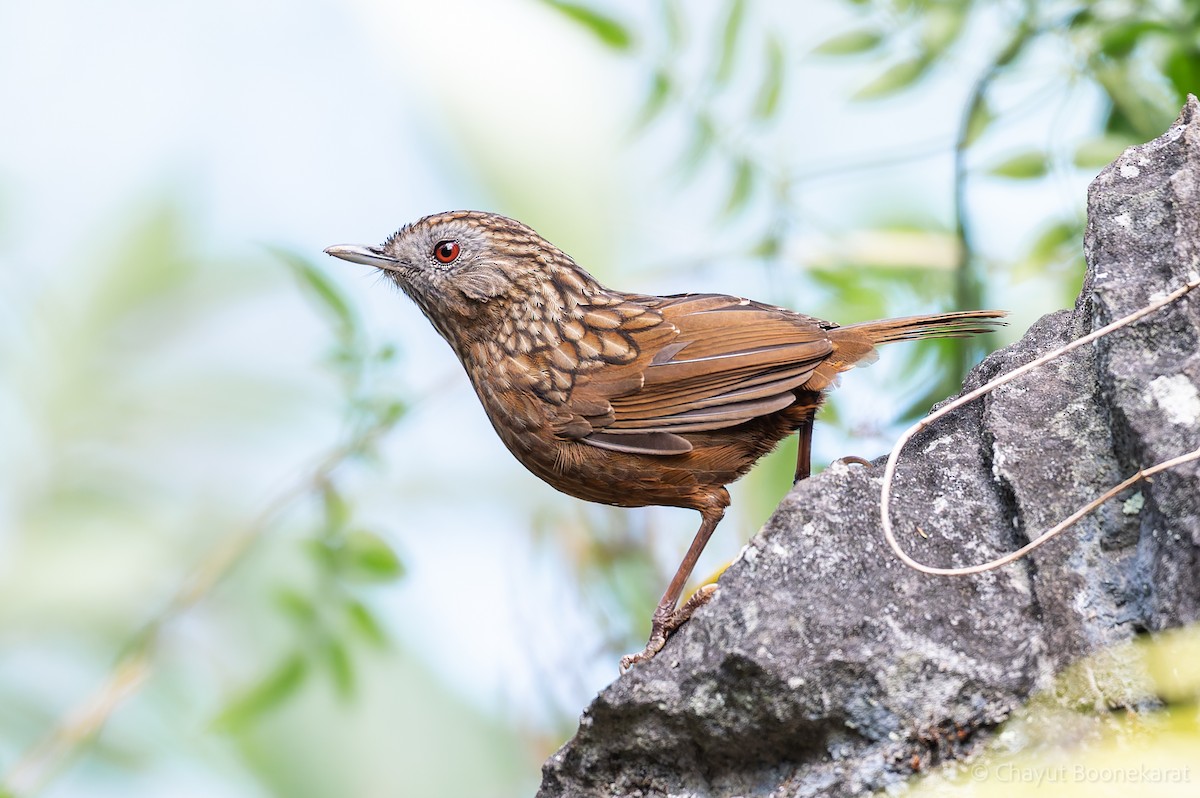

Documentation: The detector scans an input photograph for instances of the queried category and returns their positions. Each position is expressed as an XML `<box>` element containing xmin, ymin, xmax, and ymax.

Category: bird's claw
<box><xmin>620</xmin><ymin>584</ymin><xmax>718</xmax><ymax>673</ymax></box>
<box><xmin>834</xmin><ymin>455</ymin><xmax>871</xmax><ymax>469</ymax></box>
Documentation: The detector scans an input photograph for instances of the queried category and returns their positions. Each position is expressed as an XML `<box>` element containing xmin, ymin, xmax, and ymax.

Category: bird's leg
<box><xmin>794</xmin><ymin>408</ymin><xmax>815</xmax><ymax>483</ymax></box>
<box><xmin>620</xmin><ymin>503</ymin><xmax>727</xmax><ymax>671</ymax></box>
<box><xmin>795</xmin><ymin>407</ymin><xmax>869</xmax><ymax>478</ymax></box>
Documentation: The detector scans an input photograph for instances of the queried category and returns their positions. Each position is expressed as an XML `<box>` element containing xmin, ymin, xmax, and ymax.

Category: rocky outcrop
<box><xmin>538</xmin><ymin>96</ymin><xmax>1200</xmax><ymax>798</ymax></box>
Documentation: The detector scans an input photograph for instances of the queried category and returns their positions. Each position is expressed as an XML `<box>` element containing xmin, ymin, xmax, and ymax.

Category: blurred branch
<box><xmin>0</xmin><ymin>659</ymin><xmax>149</xmax><ymax>798</ymax></box>
<box><xmin>0</xmin><ymin>409</ymin><xmax>397</xmax><ymax>797</ymax></box>
<box><xmin>789</xmin><ymin>135</ymin><xmax>954</xmax><ymax>184</ymax></box>
<box><xmin>0</xmin><ymin>252</ymin><xmax>406</xmax><ymax>798</ymax></box>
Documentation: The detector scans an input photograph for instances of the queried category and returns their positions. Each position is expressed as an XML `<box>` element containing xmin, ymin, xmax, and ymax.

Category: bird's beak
<box><xmin>323</xmin><ymin>244</ymin><xmax>401</xmax><ymax>271</ymax></box>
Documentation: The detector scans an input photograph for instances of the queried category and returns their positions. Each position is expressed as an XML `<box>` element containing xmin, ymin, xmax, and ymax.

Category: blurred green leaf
<box><xmin>1094</xmin><ymin>59</ymin><xmax>1179</xmax><ymax>139</ymax></box>
<box><xmin>754</xmin><ymin>35</ymin><xmax>785</xmax><ymax>120</ymax></box>
<box><xmin>987</xmin><ymin>150</ymin><xmax>1049</xmax><ymax>179</ymax></box>
<box><xmin>750</xmin><ymin>232</ymin><xmax>781</xmax><ymax>259</ymax></box>
<box><xmin>214</xmin><ymin>654</ymin><xmax>309</xmax><ymax>732</ymax></box>
<box><xmin>321</xmin><ymin>481</ymin><xmax>351</xmax><ymax>535</ymax></box>
<box><xmin>808</xmin><ymin>267</ymin><xmax>890</xmax><ymax>321</ymax></box>
<box><xmin>273</xmin><ymin>247</ymin><xmax>357</xmax><ymax>345</ymax></box>
<box><xmin>897</xmin><ymin>340</ymin><xmax>966</xmax><ymax>420</ymax></box>
<box><xmin>1028</xmin><ymin>220</ymin><xmax>1080</xmax><ymax>266</ymax></box>
<box><xmin>1165</xmin><ymin>46</ymin><xmax>1200</xmax><ymax>100</ymax></box>
<box><xmin>678</xmin><ymin>113</ymin><xmax>716</xmax><ymax>176</ymax></box>
<box><xmin>539</xmin><ymin>0</ymin><xmax>632</xmax><ymax>50</ymax></box>
<box><xmin>1067</xmin><ymin>6</ymin><xmax>1094</xmax><ymax>29</ymax></box>
<box><xmin>322</xmin><ymin>638</ymin><xmax>355</xmax><ymax>700</ymax></box>
<box><xmin>306</xmin><ymin>538</ymin><xmax>337</xmax><ymax>569</ymax></box>
<box><xmin>636</xmin><ymin>69</ymin><xmax>672</xmax><ymax>128</ymax></box>
<box><xmin>723</xmin><ymin>158</ymin><xmax>756</xmax><ymax>217</ymax></box>
<box><xmin>346</xmin><ymin>599</ymin><xmax>389</xmax><ymax>647</ymax></box>
<box><xmin>1141</xmin><ymin>626</ymin><xmax>1200</xmax><ymax>702</ymax></box>
<box><xmin>812</xmin><ymin>29</ymin><xmax>883</xmax><ymax>56</ymax></box>
<box><xmin>1099</xmin><ymin>20</ymin><xmax>1170</xmax><ymax>58</ymax></box>
<box><xmin>1015</xmin><ymin>218</ymin><xmax>1084</xmax><ymax>285</ymax></box>
<box><xmin>375</xmin><ymin>342</ymin><xmax>398</xmax><ymax>363</ymax></box>
<box><xmin>908</xmin><ymin>626</ymin><xmax>1200</xmax><ymax>797</ymax></box>
<box><xmin>1072</xmin><ymin>135</ymin><xmax>1131</xmax><ymax>169</ymax></box>
<box><xmin>340</xmin><ymin>529</ymin><xmax>405</xmax><ymax>583</ymax></box>
<box><xmin>919</xmin><ymin>5</ymin><xmax>965</xmax><ymax>56</ymax></box>
<box><xmin>743</xmin><ymin>437</ymin><xmax>797</xmax><ymax>516</ymax></box>
<box><xmin>274</xmin><ymin>587</ymin><xmax>318</xmax><ymax>626</ymax></box>
<box><xmin>962</xmin><ymin>97</ymin><xmax>994</xmax><ymax>148</ymax></box>
<box><xmin>713</xmin><ymin>0</ymin><xmax>746</xmax><ymax>86</ymax></box>
<box><xmin>377</xmin><ymin>398</ymin><xmax>408</xmax><ymax>428</ymax></box>
<box><xmin>852</xmin><ymin>56</ymin><xmax>931</xmax><ymax>100</ymax></box>
<box><xmin>994</xmin><ymin>23</ymin><xmax>1031</xmax><ymax>69</ymax></box>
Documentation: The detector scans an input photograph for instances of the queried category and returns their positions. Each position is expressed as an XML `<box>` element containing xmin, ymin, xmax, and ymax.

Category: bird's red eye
<box><xmin>433</xmin><ymin>240</ymin><xmax>460</xmax><ymax>264</ymax></box>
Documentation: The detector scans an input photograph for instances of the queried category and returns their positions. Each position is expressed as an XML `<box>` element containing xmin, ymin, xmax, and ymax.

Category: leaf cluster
<box><xmin>214</xmin><ymin>481</ymin><xmax>402</xmax><ymax>730</ymax></box>
<box><xmin>813</xmin><ymin>0</ymin><xmax>1197</xmax><ymax>306</ymax></box>
<box><xmin>214</xmin><ymin>252</ymin><xmax>409</xmax><ymax>731</ymax></box>
<box><xmin>574</xmin><ymin>0</ymin><xmax>787</xmax><ymax>231</ymax></box>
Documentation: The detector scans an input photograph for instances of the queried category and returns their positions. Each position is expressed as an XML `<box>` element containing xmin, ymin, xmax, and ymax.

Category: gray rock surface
<box><xmin>538</xmin><ymin>96</ymin><xmax>1200</xmax><ymax>798</ymax></box>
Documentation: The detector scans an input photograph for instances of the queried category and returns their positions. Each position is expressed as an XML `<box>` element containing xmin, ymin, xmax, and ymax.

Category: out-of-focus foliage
<box><xmin>548</xmin><ymin>0</ymin><xmax>1197</xmax><ymax>537</ymax></box>
<box><xmin>622</xmin><ymin>0</ymin><xmax>1192</xmax><ymax>351</ymax></box>
<box><xmin>908</xmin><ymin>625</ymin><xmax>1200</xmax><ymax>796</ymax></box>
<box><xmin>4</xmin><ymin>1</ymin><xmax>1198</xmax><ymax>796</ymax></box>
<box><xmin>214</xmin><ymin>250</ymin><xmax>408</xmax><ymax>728</ymax></box>
<box><xmin>0</xmin><ymin>208</ymin><xmax>531</xmax><ymax>796</ymax></box>
<box><xmin>810</xmin><ymin>0</ymin><xmax>1196</xmax><ymax>324</ymax></box>
<box><xmin>538</xmin><ymin>0</ymin><xmax>634</xmax><ymax>50</ymax></box>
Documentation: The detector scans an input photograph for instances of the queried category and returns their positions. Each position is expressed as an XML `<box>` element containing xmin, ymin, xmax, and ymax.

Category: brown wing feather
<box><xmin>561</xmin><ymin>294</ymin><xmax>834</xmax><ymax>455</ymax></box>
<box><xmin>613</xmin><ymin>363</ymin><xmax>819</xmax><ymax>419</ymax></box>
<box><xmin>543</xmin><ymin>295</ymin><xmax>1000</xmax><ymax>457</ymax></box>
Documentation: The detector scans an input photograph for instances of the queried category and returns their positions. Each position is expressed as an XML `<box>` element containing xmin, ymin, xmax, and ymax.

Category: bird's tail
<box><xmin>840</xmin><ymin>309</ymin><xmax>1008</xmax><ymax>345</ymax></box>
<box><xmin>804</xmin><ymin>310</ymin><xmax>1006</xmax><ymax>391</ymax></box>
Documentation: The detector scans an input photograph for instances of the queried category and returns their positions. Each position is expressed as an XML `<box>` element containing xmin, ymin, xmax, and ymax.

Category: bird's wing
<box><xmin>558</xmin><ymin>294</ymin><xmax>835</xmax><ymax>456</ymax></box>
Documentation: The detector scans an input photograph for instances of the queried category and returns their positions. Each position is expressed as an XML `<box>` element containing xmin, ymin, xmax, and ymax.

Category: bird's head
<box><xmin>325</xmin><ymin>210</ymin><xmax>601</xmax><ymax>331</ymax></box>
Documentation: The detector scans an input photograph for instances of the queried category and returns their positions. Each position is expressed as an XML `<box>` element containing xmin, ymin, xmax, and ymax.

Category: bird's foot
<box><xmin>620</xmin><ymin>584</ymin><xmax>718</xmax><ymax>672</ymax></box>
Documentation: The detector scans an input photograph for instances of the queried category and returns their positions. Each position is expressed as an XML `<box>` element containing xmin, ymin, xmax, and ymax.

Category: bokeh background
<box><xmin>1</xmin><ymin>0</ymin><xmax>1197</xmax><ymax>796</ymax></box>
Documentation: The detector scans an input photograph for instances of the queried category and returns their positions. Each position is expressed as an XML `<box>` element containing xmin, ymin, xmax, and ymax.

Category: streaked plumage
<box><xmin>326</xmin><ymin>210</ymin><xmax>1005</xmax><ymax>668</ymax></box>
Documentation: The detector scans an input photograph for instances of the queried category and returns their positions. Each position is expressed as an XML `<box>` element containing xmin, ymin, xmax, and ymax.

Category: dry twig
<box><xmin>881</xmin><ymin>274</ymin><xmax>1200</xmax><ymax>576</ymax></box>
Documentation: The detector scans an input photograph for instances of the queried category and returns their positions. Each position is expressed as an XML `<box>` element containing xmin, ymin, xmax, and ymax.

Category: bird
<box><xmin>325</xmin><ymin>210</ymin><xmax>1005</xmax><ymax>670</ymax></box>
